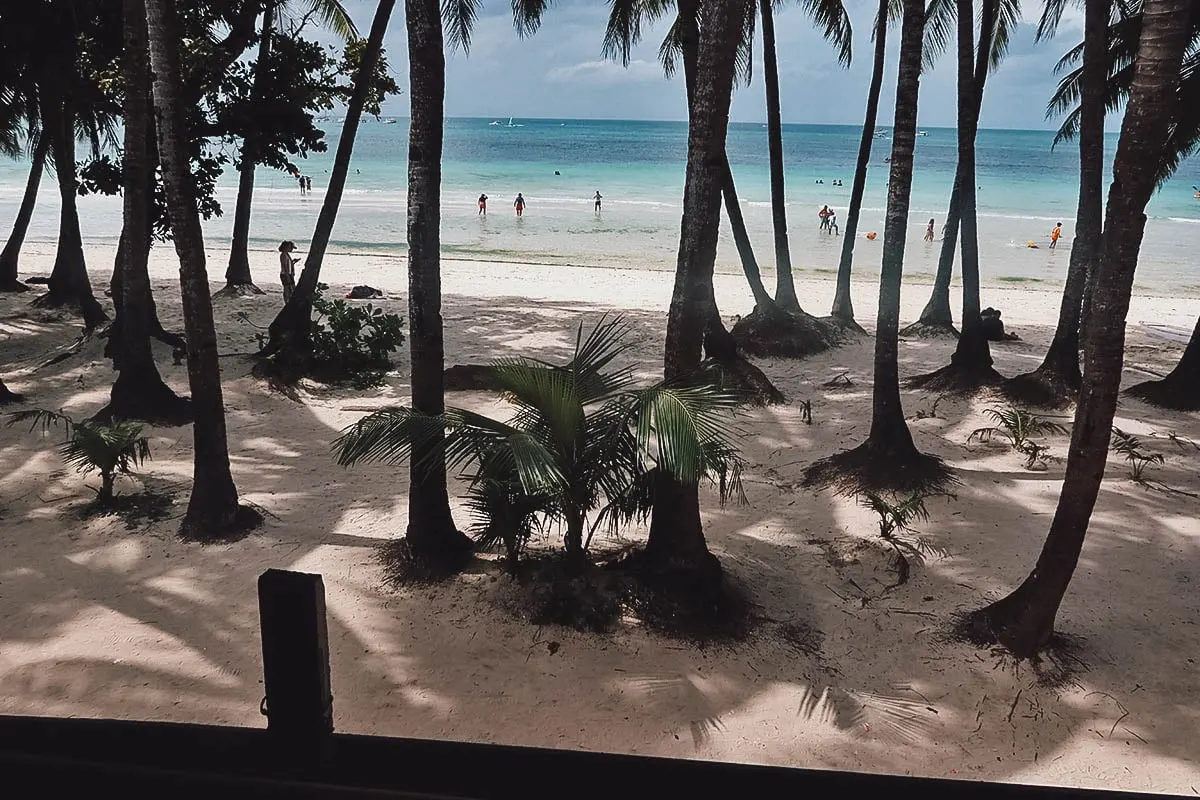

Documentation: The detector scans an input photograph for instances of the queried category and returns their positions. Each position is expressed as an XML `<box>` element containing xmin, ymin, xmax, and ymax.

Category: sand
<box><xmin>1</xmin><ymin>240</ymin><xmax>1198</xmax><ymax>794</ymax></box>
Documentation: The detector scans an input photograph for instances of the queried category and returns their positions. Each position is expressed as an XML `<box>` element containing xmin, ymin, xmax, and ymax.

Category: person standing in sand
<box><xmin>478</xmin><ymin>193</ymin><xmax>488</xmax><ymax>216</ymax></box>
<box><xmin>279</xmin><ymin>241</ymin><xmax>298</xmax><ymax>302</ymax></box>
<box><xmin>1050</xmin><ymin>222</ymin><xmax>1062</xmax><ymax>249</ymax></box>
<box><xmin>514</xmin><ymin>193</ymin><xmax>526</xmax><ymax>217</ymax></box>
<box><xmin>925</xmin><ymin>218</ymin><xmax>935</xmax><ymax>241</ymax></box>
<box><xmin>304</xmin><ymin>176</ymin><xmax>312</xmax><ymax>194</ymax></box>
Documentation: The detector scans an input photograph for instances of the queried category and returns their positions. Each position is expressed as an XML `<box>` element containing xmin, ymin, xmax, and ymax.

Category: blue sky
<box><xmin>316</xmin><ymin>0</ymin><xmax>1089</xmax><ymax>131</ymax></box>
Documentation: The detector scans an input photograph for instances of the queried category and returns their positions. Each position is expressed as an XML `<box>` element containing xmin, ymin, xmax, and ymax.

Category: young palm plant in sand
<box><xmin>333</xmin><ymin>318</ymin><xmax>746</xmax><ymax>568</ymax></box>
<box><xmin>968</xmin><ymin>405</ymin><xmax>1068</xmax><ymax>469</ymax></box>
<box><xmin>8</xmin><ymin>409</ymin><xmax>151</xmax><ymax>506</ymax></box>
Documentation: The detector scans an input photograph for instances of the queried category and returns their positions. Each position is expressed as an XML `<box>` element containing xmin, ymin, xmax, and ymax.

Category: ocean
<box><xmin>1</xmin><ymin>117</ymin><xmax>1198</xmax><ymax>296</ymax></box>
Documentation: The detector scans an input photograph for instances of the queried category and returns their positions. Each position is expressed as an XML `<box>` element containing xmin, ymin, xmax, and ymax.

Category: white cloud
<box><xmin>545</xmin><ymin>59</ymin><xmax>664</xmax><ymax>86</ymax></box>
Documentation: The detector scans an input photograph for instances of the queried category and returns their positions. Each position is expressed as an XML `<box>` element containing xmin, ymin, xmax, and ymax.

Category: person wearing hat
<box><xmin>279</xmin><ymin>241</ymin><xmax>299</xmax><ymax>302</ymax></box>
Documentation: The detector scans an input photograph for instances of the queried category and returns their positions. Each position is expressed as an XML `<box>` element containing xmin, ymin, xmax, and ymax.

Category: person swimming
<box><xmin>514</xmin><ymin>193</ymin><xmax>526</xmax><ymax>217</ymax></box>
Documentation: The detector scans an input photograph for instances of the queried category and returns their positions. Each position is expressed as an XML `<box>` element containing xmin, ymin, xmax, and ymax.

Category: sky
<box><xmin>313</xmin><ymin>0</ymin><xmax>1089</xmax><ymax>131</ymax></box>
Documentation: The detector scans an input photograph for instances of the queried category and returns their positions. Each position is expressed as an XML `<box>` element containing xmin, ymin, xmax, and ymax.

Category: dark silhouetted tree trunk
<box><xmin>760</xmin><ymin>0</ymin><xmax>799</xmax><ymax>313</ymax></box>
<box><xmin>403</xmin><ymin>0</ymin><xmax>473</xmax><ymax>572</ymax></box>
<box><xmin>0</xmin><ymin>135</ymin><xmax>48</xmax><ymax>292</ymax></box>
<box><xmin>259</xmin><ymin>0</ymin><xmax>394</xmax><ymax>375</ymax></box>
<box><xmin>1127</xmin><ymin>312</ymin><xmax>1200</xmax><ymax>409</ymax></box>
<box><xmin>219</xmin><ymin>2</ymin><xmax>274</xmax><ymax>298</ymax></box>
<box><xmin>0</xmin><ymin>377</ymin><xmax>22</xmax><ymax>405</ymax></box>
<box><xmin>721</xmin><ymin>157</ymin><xmax>775</xmax><ymax>310</ymax></box>
<box><xmin>904</xmin><ymin>4</ymin><xmax>997</xmax><ymax>339</ymax></box>
<box><xmin>964</xmin><ymin>0</ymin><xmax>1190</xmax><ymax>658</ymax></box>
<box><xmin>146</xmin><ymin>0</ymin><xmax>258</xmax><ymax>540</ymax></box>
<box><xmin>803</xmin><ymin>0</ymin><xmax>951</xmax><ymax>495</ymax></box>
<box><xmin>831</xmin><ymin>0</ymin><xmax>888</xmax><ymax>331</ymax></box>
<box><xmin>34</xmin><ymin>100</ymin><xmax>106</xmax><ymax>328</ymax></box>
<box><xmin>1004</xmin><ymin>0</ymin><xmax>1109</xmax><ymax>406</ymax></box>
<box><xmin>645</xmin><ymin>0</ymin><xmax>741</xmax><ymax>579</ymax></box>
<box><xmin>101</xmin><ymin>0</ymin><xmax>190</xmax><ymax>426</ymax></box>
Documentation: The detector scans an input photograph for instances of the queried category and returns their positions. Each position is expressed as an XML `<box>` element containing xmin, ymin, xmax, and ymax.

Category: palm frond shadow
<box><xmin>797</xmin><ymin>685</ymin><xmax>940</xmax><ymax>745</ymax></box>
<box><xmin>623</xmin><ymin>674</ymin><xmax>728</xmax><ymax>749</ymax></box>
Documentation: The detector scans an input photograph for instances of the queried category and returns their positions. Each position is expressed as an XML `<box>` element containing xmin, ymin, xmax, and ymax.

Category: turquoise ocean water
<box><xmin>1</xmin><ymin>117</ymin><xmax>1198</xmax><ymax>295</ymax></box>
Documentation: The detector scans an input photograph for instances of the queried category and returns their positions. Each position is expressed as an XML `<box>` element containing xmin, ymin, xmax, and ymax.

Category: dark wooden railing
<box><xmin>0</xmin><ymin>570</ymin><xmax>1167</xmax><ymax>798</ymax></box>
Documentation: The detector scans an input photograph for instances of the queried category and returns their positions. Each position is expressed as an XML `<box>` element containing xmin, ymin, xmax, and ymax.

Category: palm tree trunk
<box><xmin>760</xmin><ymin>0</ymin><xmax>799</xmax><ymax>313</ymax></box>
<box><xmin>964</xmin><ymin>0</ymin><xmax>1190</xmax><ymax>659</ymax></box>
<box><xmin>1127</xmin><ymin>312</ymin><xmax>1200</xmax><ymax>409</ymax></box>
<box><xmin>146</xmin><ymin>0</ymin><xmax>258</xmax><ymax>540</ymax></box>
<box><xmin>720</xmin><ymin>157</ymin><xmax>775</xmax><ymax>310</ymax></box>
<box><xmin>645</xmin><ymin>0</ymin><xmax>741</xmax><ymax>575</ymax></box>
<box><xmin>102</xmin><ymin>0</ymin><xmax>190</xmax><ymax>426</ymax></box>
<box><xmin>1004</xmin><ymin>0</ymin><xmax>1109</xmax><ymax>406</ymax></box>
<box><xmin>404</xmin><ymin>0</ymin><xmax>472</xmax><ymax>571</ymax></box>
<box><xmin>803</xmin><ymin>0</ymin><xmax>951</xmax><ymax>496</ymax></box>
<box><xmin>831</xmin><ymin>0</ymin><xmax>888</xmax><ymax>328</ymax></box>
<box><xmin>906</xmin><ymin>5</ymin><xmax>997</xmax><ymax>338</ymax></box>
<box><xmin>0</xmin><ymin>135</ymin><xmax>48</xmax><ymax>292</ymax></box>
<box><xmin>259</xmin><ymin>0</ymin><xmax>395</xmax><ymax>375</ymax></box>
<box><xmin>220</xmin><ymin>3</ymin><xmax>274</xmax><ymax>297</ymax></box>
<box><xmin>0</xmin><ymin>378</ymin><xmax>23</xmax><ymax>405</ymax></box>
<box><xmin>34</xmin><ymin>100</ymin><xmax>106</xmax><ymax>328</ymax></box>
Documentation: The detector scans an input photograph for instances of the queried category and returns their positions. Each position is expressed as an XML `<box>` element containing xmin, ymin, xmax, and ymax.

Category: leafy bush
<box><xmin>333</xmin><ymin>317</ymin><xmax>747</xmax><ymax>567</ymax></box>
<box><xmin>309</xmin><ymin>283</ymin><xmax>405</xmax><ymax>383</ymax></box>
<box><xmin>8</xmin><ymin>409</ymin><xmax>151</xmax><ymax>505</ymax></box>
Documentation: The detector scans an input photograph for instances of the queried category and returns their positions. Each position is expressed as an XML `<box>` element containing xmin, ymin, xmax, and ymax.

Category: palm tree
<box><xmin>220</xmin><ymin>0</ymin><xmax>357</xmax><ymax>297</ymax></box>
<box><xmin>901</xmin><ymin>0</ymin><xmax>1020</xmax><ymax>339</ymax></box>
<box><xmin>829</xmin><ymin>0</ymin><xmax>889</xmax><ymax>331</ymax></box>
<box><xmin>258</xmin><ymin>0</ymin><xmax>396</xmax><ymax>374</ymax></box>
<box><xmin>963</xmin><ymin>0</ymin><xmax>1191</xmax><ymax>659</ymax></box>
<box><xmin>638</xmin><ymin>0</ymin><xmax>749</xmax><ymax>588</ymax></box>
<box><xmin>803</xmin><ymin>0</ymin><xmax>953</xmax><ymax>495</ymax></box>
<box><xmin>1127</xmin><ymin>312</ymin><xmax>1200</xmax><ymax>409</ymax></box>
<box><xmin>908</xmin><ymin>0</ymin><xmax>1005</xmax><ymax>392</ymax></box>
<box><xmin>334</xmin><ymin>319</ymin><xmax>745</xmax><ymax>567</ymax></box>
<box><xmin>1003</xmin><ymin>0</ymin><xmax>1112</xmax><ymax>406</ymax></box>
<box><xmin>0</xmin><ymin>135</ymin><xmax>48</xmax><ymax>293</ymax></box>
<box><xmin>144</xmin><ymin>0</ymin><xmax>260</xmax><ymax>540</ymax></box>
<box><xmin>100</xmin><ymin>0</ymin><xmax>191</xmax><ymax>426</ymax></box>
<box><xmin>399</xmin><ymin>0</ymin><xmax>476</xmax><ymax>572</ymax></box>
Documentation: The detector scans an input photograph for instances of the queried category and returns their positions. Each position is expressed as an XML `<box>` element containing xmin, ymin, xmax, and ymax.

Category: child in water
<box><xmin>1050</xmin><ymin>222</ymin><xmax>1062</xmax><ymax>249</ymax></box>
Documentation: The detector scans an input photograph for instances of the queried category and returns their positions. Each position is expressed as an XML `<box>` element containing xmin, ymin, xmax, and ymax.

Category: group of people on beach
<box><xmin>296</xmin><ymin>174</ymin><xmax>313</xmax><ymax>195</ymax></box>
<box><xmin>476</xmin><ymin>191</ymin><xmax>604</xmax><ymax>217</ymax></box>
<box><xmin>818</xmin><ymin>205</ymin><xmax>839</xmax><ymax>235</ymax></box>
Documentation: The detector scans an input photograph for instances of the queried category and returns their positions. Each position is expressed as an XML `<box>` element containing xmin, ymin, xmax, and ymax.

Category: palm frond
<box><xmin>290</xmin><ymin>0</ymin><xmax>360</xmax><ymax>40</ymax></box>
<box><xmin>658</xmin><ymin>17</ymin><xmax>683</xmax><ymax>79</ymax></box>
<box><xmin>331</xmin><ymin>406</ymin><xmax>448</xmax><ymax>466</ymax></box>
<box><xmin>987</xmin><ymin>0</ymin><xmax>1023</xmax><ymax>72</ymax></box>
<box><xmin>1035</xmin><ymin>0</ymin><xmax>1072</xmax><ymax>41</ymax></box>
<box><xmin>442</xmin><ymin>0</ymin><xmax>480</xmax><ymax>53</ymax></box>
<box><xmin>630</xmin><ymin>383</ymin><xmax>743</xmax><ymax>486</ymax></box>
<box><xmin>512</xmin><ymin>0</ymin><xmax>552</xmax><ymax>38</ymax></box>
<box><xmin>602</xmin><ymin>0</ymin><xmax>674</xmax><ymax>65</ymax></box>
<box><xmin>797</xmin><ymin>0</ymin><xmax>853</xmax><ymax>66</ymax></box>
<box><xmin>922</xmin><ymin>0</ymin><xmax>956</xmax><ymax>72</ymax></box>
<box><xmin>7</xmin><ymin>407</ymin><xmax>75</xmax><ymax>436</ymax></box>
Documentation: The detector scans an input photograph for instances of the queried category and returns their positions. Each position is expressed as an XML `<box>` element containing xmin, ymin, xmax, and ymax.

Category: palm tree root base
<box><xmin>822</xmin><ymin>315</ymin><xmax>868</xmax><ymax>337</ymax></box>
<box><xmin>1002</xmin><ymin>366</ymin><xmax>1079</xmax><ymax>408</ymax></box>
<box><xmin>378</xmin><ymin>528</ymin><xmax>475</xmax><ymax>586</ymax></box>
<box><xmin>906</xmin><ymin>361</ymin><xmax>1003</xmax><ymax>394</ymax></box>
<box><xmin>802</xmin><ymin>438</ymin><xmax>957</xmax><ymax>496</ymax></box>
<box><xmin>1126</xmin><ymin>375</ymin><xmax>1200</xmax><ymax>411</ymax></box>
<box><xmin>730</xmin><ymin>308</ymin><xmax>839</xmax><ymax>360</ymax></box>
<box><xmin>954</xmin><ymin>598</ymin><xmax>1088</xmax><ymax>683</ymax></box>
<box><xmin>698</xmin><ymin>356</ymin><xmax>785</xmax><ymax>406</ymax></box>
<box><xmin>212</xmin><ymin>282</ymin><xmax>266</xmax><ymax>299</ymax></box>
<box><xmin>93</xmin><ymin>378</ymin><xmax>193</xmax><ymax>428</ymax></box>
<box><xmin>899</xmin><ymin>319</ymin><xmax>958</xmax><ymax>339</ymax></box>
<box><xmin>0</xmin><ymin>278</ymin><xmax>30</xmax><ymax>293</ymax></box>
<box><xmin>179</xmin><ymin>504</ymin><xmax>263</xmax><ymax>544</ymax></box>
<box><xmin>609</xmin><ymin>548</ymin><xmax>752</xmax><ymax>644</ymax></box>
<box><xmin>30</xmin><ymin>290</ymin><xmax>108</xmax><ymax>328</ymax></box>
<box><xmin>519</xmin><ymin>553</ymin><xmax>625</xmax><ymax>633</ymax></box>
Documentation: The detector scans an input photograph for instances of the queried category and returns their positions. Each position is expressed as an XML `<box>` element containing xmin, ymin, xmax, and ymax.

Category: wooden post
<box><xmin>258</xmin><ymin>569</ymin><xmax>334</xmax><ymax>753</ymax></box>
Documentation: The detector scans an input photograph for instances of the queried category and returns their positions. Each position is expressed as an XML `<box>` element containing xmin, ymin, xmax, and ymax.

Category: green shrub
<box><xmin>309</xmin><ymin>283</ymin><xmax>405</xmax><ymax>382</ymax></box>
<box><xmin>8</xmin><ymin>409</ymin><xmax>151</xmax><ymax>506</ymax></box>
<box><xmin>1111</xmin><ymin>428</ymin><xmax>1165</xmax><ymax>482</ymax></box>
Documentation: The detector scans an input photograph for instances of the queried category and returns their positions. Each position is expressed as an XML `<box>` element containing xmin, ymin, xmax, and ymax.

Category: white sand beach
<box><xmin>1</xmin><ymin>242</ymin><xmax>1198</xmax><ymax>793</ymax></box>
